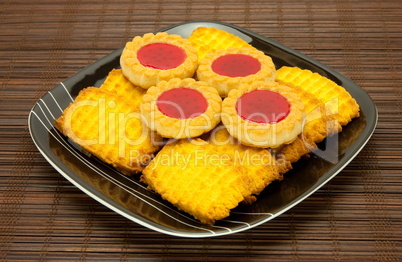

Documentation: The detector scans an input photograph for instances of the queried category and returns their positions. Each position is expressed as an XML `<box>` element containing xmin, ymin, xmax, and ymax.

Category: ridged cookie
<box><xmin>276</xmin><ymin>66</ymin><xmax>360</xmax><ymax>126</ymax></box>
<box><xmin>188</xmin><ymin>26</ymin><xmax>253</xmax><ymax>61</ymax></box>
<box><xmin>275</xmin><ymin>81</ymin><xmax>342</xmax><ymax>174</ymax></box>
<box><xmin>55</xmin><ymin>87</ymin><xmax>163</xmax><ymax>175</ymax></box>
<box><xmin>120</xmin><ymin>32</ymin><xmax>198</xmax><ymax>89</ymax></box>
<box><xmin>100</xmin><ymin>68</ymin><xmax>146</xmax><ymax>111</ymax></box>
<box><xmin>141</xmin><ymin>135</ymin><xmax>279</xmax><ymax>225</ymax></box>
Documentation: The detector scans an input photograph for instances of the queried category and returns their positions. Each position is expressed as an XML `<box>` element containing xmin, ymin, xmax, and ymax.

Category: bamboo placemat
<box><xmin>0</xmin><ymin>0</ymin><xmax>401</xmax><ymax>260</ymax></box>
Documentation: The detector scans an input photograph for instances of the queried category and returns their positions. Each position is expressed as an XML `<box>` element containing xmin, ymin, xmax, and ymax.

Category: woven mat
<box><xmin>0</xmin><ymin>0</ymin><xmax>401</xmax><ymax>260</ymax></box>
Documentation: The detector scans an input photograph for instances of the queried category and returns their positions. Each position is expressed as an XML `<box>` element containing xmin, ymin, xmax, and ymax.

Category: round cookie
<box><xmin>140</xmin><ymin>78</ymin><xmax>222</xmax><ymax>139</ymax></box>
<box><xmin>221</xmin><ymin>81</ymin><xmax>305</xmax><ymax>148</ymax></box>
<box><xmin>196</xmin><ymin>47</ymin><xmax>276</xmax><ymax>97</ymax></box>
<box><xmin>120</xmin><ymin>32</ymin><xmax>198</xmax><ymax>89</ymax></box>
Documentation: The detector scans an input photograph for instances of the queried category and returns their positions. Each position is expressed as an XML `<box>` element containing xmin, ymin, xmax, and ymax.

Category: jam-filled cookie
<box><xmin>196</xmin><ymin>47</ymin><xmax>276</xmax><ymax>97</ymax></box>
<box><xmin>221</xmin><ymin>81</ymin><xmax>305</xmax><ymax>148</ymax></box>
<box><xmin>140</xmin><ymin>78</ymin><xmax>222</xmax><ymax>139</ymax></box>
<box><xmin>120</xmin><ymin>32</ymin><xmax>198</xmax><ymax>89</ymax></box>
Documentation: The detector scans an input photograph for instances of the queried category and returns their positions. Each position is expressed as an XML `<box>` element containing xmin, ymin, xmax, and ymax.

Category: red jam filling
<box><xmin>157</xmin><ymin>88</ymin><xmax>208</xmax><ymax>119</ymax></box>
<box><xmin>211</xmin><ymin>54</ymin><xmax>261</xmax><ymax>77</ymax></box>
<box><xmin>137</xmin><ymin>43</ymin><xmax>186</xmax><ymax>70</ymax></box>
<box><xmin>236</xmin><ymin>90</ymin><xmax>290</xmax><ymax>124</ymax></box>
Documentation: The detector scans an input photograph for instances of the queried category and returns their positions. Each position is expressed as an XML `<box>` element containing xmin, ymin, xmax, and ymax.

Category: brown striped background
<box><xmin>0</xmin><ymin>0</ymin><xmax>401</xmax><ymax>260</ymax></box>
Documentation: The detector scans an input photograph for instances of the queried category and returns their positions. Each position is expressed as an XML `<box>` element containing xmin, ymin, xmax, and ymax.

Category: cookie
<box><xmin>100</xmin><ymin>69</ymin><xmax>146</xmax><ymax>111</ymax></box>
<box><xmin>120</xmin><ymin>32</ymin><xmax>198</xmax><ymax>89</ymax></box>
<box><xmin>276</xmin><ymin>66</ymin><xmax>360</xmax><ymax>126</ymax></box>
<box><xmin>196</xmin><ymin>47</ymin><xmax>276</xmax><ymax>97</ymax></box>
<box><xmin>55</xmin><ymin>87</ymin><xmax>163</xmax><ymax>175</ymax></box>
<box><xmin>221</xmin><ymin>81</ymin><xmax>305</xmax><ymax>148</ymax></box>
<box><xmin>188</xmin><ymin>26</ymin><xmax>253</xmax><ymax>61</ymax></box>
<box><xmin>140</xmin><ymin>78</ymin><xmax>222</xmax><ymax>139</ymax></box>
<box><xmin>141</xmin><ymin>136</ymin><xmax>279</xmax><ymax>225</ymax></box>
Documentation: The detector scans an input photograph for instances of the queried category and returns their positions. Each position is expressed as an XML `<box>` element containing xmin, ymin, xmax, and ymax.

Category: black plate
<box><xmin>28</xmin><ymin>21</ymin><xmax>377</xmax><ymax>238</ymax></box>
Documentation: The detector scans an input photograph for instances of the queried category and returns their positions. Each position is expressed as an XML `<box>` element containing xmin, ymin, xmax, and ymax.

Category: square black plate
<box><xmin>28</xmin><ymin>21</ymin><xmax>377</xmax><ymax>238</ymax></box>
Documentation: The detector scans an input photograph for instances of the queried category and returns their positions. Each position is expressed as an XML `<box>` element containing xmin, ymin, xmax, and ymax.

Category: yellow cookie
<box><xmin>55</xmin><ymin>87</ymin><xmax>163</xmax><ymax>175</ymax></box>
<box><xmin>207</xmin><ymin>127</ymin><xmax>281</xmax><ymax>195</ymax></box>
<box><xmin>276</xmin><ymin>66</ymin><xmax>360</xmax><ymax>126</ymax></box>
<box><xmin>188</xmin><ymin>26</ymin><xmax>253</xmax><ymax>61</ymax></box>
<box><xmin>100</xmin><ymin>69</ymin><xmax>146</xmax><ymax>111</ymax></box>
<box><xmin>274</xmin><ymin>81</ymin><xmax>342</xmax><ymax>174</ymax></box>
<box><xmin>141</xmin><ymin>136</ymin><xmax>279</xmax><ymax>225</ymax></box>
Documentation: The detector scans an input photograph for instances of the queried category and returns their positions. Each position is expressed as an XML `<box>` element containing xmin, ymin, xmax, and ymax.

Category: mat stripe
<box><xmin>0</xmin><ymin>1</ymin><xmax>39</xmax><ymax>260</ymax></box>
<box><xmin>244</xmin><ymin>0</ymin><xmax>250</xmax><ymax>29</ymax></box>
<box><xmin>154</xmin><ymin>0</ymin><xmax>163</xmax><ymax>31</ymax></box>
<box><xmin>288</xmin><ymin>211</ymin><xmax>299</xmax><ymax>260</ymax></box>
<box><xmin>376</xmin><ymin>1</ymin><xmax>402</xmax><ymax>116</ymax></box>
<box><xmin>37</xmin><ymin>1</ymin><xmax>81</xmax><ymax>260</ymax></box>
<box><xmin>213</xmin><ymin>0</ymin><xmax>220</xmax><ymax>21</ymax></box>
<box><xmin>336</xmin><ymin>0</ymin><xmax>398</xmax><ymax>260</ymax></box>
<box><xmin>79</xmin><ymin>200</ymin><xmax>95</xmax><ymax>262</ymax></box>
<box><xmin>185</xmin><ymin>0</ymin><xmax>192</xmax><ymax>22</ymax></box>
<box><xmin>0</xmin><ymin>1</ymin><xmax>35</xmax><ymax>102</ymax></box>
<box><xmin>122</xmin><ymin>0</ymin><xmax>137</xmax><ymax>45</ymax></box>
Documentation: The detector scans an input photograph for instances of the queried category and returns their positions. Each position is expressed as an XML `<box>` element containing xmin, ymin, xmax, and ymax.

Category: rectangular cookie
<box><xmin>141</xmin><ymin>136</ymin><xmax>280</xmax><ymax>225</ymax></box>
<box><xmin>100</xmin><ymin>68</ymin><xmax>146</xmax><ymax>111</ymax></box>
<box><xmin>55</xmin><ymin>86</ymin><xmax>162</xmax><ymax>175</ymax></box>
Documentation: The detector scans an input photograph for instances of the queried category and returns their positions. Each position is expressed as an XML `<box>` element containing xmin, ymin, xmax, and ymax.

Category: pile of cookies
<box><xmin>55</xmin><ymin>27</ymin><xmax>360</xmax><ymax>225</ymax></box>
